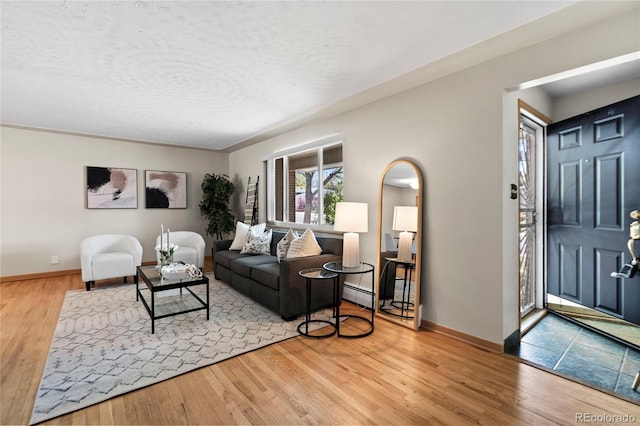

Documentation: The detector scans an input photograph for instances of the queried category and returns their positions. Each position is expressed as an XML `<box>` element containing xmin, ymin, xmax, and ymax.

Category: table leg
<box><xmin>335</xmin><ymin>275</ymin><xmax>340</xmax><ymax>335</ymax></box>
<box><xmin>333</xmin><ymin>275</ymin><xmax>338</xmax><ymax>319</ymax></box>
<box><xmin>406</xmin><ymin>266</ymin><xmax>414</xmax><ymax>316</ymax></box>
<box><xmin>306</xmin><ymin>278</ymin><xmax>311</xmax><ymax>335</ymax></box>
<box><xmin>401</xmin><ymin>265</ymin><xmax>409</xmax><ymax>317</ymax></box>
<box><xmin>151</xmin><ymin>291</ymin><xmax>155</xmax><ymax>334</ymax></box>
<box><xmin>206</xmin><ymin>280</ymin><xmax>210</xmax><ymax>321</ymax></box>
<box><xmin>370</xmin><ymin>269</ymin><xmax>375</xmax><ymax>327</ymax></box>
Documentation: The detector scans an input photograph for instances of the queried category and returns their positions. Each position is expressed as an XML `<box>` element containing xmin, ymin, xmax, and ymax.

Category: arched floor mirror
<box><xmin>376</xmin><ymin>159</ymin><xmax>423</xmax><ymax>330</ymax></box>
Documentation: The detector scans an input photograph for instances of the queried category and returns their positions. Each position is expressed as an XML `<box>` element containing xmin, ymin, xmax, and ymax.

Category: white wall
<box><xmin>0</xmin><ymin>127</ymin><xmax>227</xmax><ymax>277</ymax></box>
<box><xmin>554</xmin><ymin>78</ymin><xmax>640</xmax><ymax>121</ymax></box>
<box><xmin>229</xmin><ymin>8</ymin><xmax>640</xmax><ymax>346</ymax></box>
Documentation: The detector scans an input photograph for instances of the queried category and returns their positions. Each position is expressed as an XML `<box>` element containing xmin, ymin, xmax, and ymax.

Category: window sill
<box><xmin>267</xmin><ymin>220</ymin><xmax>343</xmax><ymax>237</ymax></box>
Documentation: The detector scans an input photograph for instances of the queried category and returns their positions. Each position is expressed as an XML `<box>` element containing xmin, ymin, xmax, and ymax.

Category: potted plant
<box><xmin>199</xmin><ymin>173</ymin><xmax>235</xmax><ymax>240</ymax></box>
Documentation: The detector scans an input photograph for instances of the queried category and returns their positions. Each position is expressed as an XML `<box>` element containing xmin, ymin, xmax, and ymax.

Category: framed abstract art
<box><xmin>86</xmin><ymin>166</ymin><xmax>137</xmax><ymax>209</ymax></box>
<box><xmin>145</xmin><ymin>170</ymin><xmax>187</xmax><ymax>208</ymax></box>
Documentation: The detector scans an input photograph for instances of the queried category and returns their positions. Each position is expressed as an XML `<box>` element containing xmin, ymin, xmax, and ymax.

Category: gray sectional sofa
<box><xmin>213</xmin><ymin>230</ymin><xmax>343</xmax><ymax>320</ymax></box>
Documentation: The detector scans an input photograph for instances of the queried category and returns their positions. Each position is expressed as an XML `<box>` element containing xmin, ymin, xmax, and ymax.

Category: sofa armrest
<box><xmin>278</xmin><ymin>253</ymin><xmax>344</xmax><ymax>320</ymax></box>
<box><xmin>213</xmin><ymin>239</ymin><xmax>233</xmax><ymax>254</ymax></box>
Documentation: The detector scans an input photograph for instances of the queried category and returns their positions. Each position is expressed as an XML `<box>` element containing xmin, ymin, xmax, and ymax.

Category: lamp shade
<box><xmin>334</xmin><ymin>202</ymin><xmax>368</xmax><ymax>233</ymax></box>
<box><xmin>392</xmin><ymin>206</ymin><xmax>418</xmax><ymax>232</ymax></box>
<box><xmin>334</xmin><ymin>202</ymin><xmax>368</xmax><ymax>267</ymax></box>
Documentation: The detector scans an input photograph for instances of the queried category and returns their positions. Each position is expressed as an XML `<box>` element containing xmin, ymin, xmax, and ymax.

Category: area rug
<box><xmin>30</xmin><ymin>275</ymin><xmax>333</xmax><ymax>424</ymax></box>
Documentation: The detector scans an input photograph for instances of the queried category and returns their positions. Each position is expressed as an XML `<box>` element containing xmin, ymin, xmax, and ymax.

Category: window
<box><xmin>266</xmin><ymin>138</ymin><xmax>343</xmax><ymax>227</ymax></box>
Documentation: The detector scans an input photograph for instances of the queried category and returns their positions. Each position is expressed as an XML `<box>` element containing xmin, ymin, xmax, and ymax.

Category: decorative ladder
<box><xmin>244</xmin><ymin>176</ymin><xmax>259</xmax><ymax>225</ymax></box>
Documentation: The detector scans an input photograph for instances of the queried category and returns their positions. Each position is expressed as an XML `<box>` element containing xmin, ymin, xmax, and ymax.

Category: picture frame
<box><xmin>145</xmin><ymin>170</ymin><xmax>187</xmax><ymax>208</ymax></box>
<box><xmin>86</xmin><ymin>166</ymin><xmax>138</xmax><ymax>209</ymax></box>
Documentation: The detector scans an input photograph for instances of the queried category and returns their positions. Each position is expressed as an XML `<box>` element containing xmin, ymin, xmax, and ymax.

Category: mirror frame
<box><xmin>375</xmin><ymin>159</ymin><xmax>423</xmax><ymax>331</ymax></box>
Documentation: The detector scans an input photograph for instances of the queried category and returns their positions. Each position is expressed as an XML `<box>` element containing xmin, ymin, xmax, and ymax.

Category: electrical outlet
<box><xmin>51</xmin><ymin>255</ymin><xmax>59</xmax><ymax>264</ymax></box>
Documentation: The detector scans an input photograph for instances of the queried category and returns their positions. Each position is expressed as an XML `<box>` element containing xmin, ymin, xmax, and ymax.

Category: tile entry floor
<box><xmin>516</xmin><ymin>313</ymin><xmax>640</xmax><ymax>403</ymax></box>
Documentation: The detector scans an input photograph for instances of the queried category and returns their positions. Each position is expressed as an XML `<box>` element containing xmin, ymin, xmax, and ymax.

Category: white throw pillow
<box><xmin>287</xmin><ymin>228</ymin><xmax>322</xmax><ymax>259</ymax></box>
<box><xmin>276</xmin><ymin>229</ymin><xmax>298</xmax><ymax>262</ymax></box>
<box><xmin>229</xmin><ymin>222</ymin><xmax>265</xmax><ymax>250</ymax></box>
<box><xmin>241</xmin><ymin>227</ymin><xmax>272</xmax><ymax>255</ymax></box>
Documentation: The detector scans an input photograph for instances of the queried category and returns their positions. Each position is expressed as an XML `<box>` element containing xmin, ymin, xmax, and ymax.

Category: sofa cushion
<box><xmin>276</xmin><ymin>229</ymin><xmax>298</xmax><ymax>262</ymax></box>
<box><xmin>287</xmin><ymin>228</ymin><xmax>322</xmax><ymax>259</ymax></box>
<box><xmin>316</xmin><ymin>235</ymin><xmax>342</xmax><ymax>256</ymax></box>
<box><xmin>230</xmin><ymin>254</ymin><xmax>277</xmax><ymax>277</ymax></box>
<box><xmin>214</xmin><ymin>250</ymin><xmax>246</xmax><ymax>269</ymax></box>
<box><xmin>270</xmin><ymin>231</ymin><xmax>286</xmax><ymax>256</ymax></box>
<box><xmin>229</xmin><ymin>222</ymin><xmax>265</xmax><ymax>250</ymax></box>
<box><xmin>251</xmin><ymin>262</ymin><xmax>280</xmax><ymax>290</ymax></box>
<box><xmin>241</xmin><ymin>228</ymin><xmax>272</xmax><ymax>255</ymax></box>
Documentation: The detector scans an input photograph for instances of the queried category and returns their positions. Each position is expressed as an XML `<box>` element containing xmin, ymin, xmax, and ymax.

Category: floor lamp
<box><xmin>393</xmin><ymin>206</ymin><xmax>418</xmax><ymax>263</ymax></box>
<box><xmin>334</xmin><ymin>202</ymin><xmax>368</xmax><ymax>267</ymax></box>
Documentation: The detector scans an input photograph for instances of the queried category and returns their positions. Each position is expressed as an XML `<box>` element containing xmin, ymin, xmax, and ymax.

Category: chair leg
<box><xmin>85</xmin><ymin>281</ymin><xmax>93</xmax><ymax>291</ymax></box>
<box><xmin>124</xmin><ymin>276</ymin><xmax>128</xmax><ymax>284</ymax></box>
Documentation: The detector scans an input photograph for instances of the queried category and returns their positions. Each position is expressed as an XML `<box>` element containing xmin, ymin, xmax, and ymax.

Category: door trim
<box><xmin>517</xmin><ymin>100</ymin><xmax>552</xmax><ymax>335</ymax></box>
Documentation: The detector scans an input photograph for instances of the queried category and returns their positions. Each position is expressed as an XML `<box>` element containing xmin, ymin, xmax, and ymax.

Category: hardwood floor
<box><xmin>2</xmin><ymin>267</ymin><xmax>638</xmax><ymax>425</ymax></box>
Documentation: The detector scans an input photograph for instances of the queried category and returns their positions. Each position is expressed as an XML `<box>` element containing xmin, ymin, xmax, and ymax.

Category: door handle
<box><xmin>630</xmin><ymin>210</ymin><xmax>639</xmax><ymax>266</ymax></box>
<box><xmin>611</xmin><ymin>210</ymin><xmax>640</xmax><ymax>279</ymax></box>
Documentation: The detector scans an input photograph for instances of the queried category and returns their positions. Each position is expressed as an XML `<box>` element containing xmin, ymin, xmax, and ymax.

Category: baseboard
<box><xmin>342</xmin><ymin>280</ymin><xmax>374</xmax><ymax>309</ymax></box>
<box><xmin>421</xmin><ymin>320</ymin><xmax>504</xmax><ymax>353</ymax></box>
<box><xmin>0</xmin><ymin>259</ymin><xmax>177</xmax><ymax>283</ymax></box>
<box><xmin>0</xmin><ymin>268</ymin><xmax>82</xmax><ymax>283</ymax></box>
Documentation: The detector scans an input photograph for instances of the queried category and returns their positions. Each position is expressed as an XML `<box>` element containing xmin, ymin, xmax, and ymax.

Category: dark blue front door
<box><xmin>547</xmin><ymin>95</ymin><xmax>640</xmax><ymax>325</ymax></box>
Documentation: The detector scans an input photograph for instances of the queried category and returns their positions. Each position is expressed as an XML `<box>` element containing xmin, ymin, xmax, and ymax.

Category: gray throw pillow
<box><xmin>230</xmin><ymin>222</ymin><xmax>265</xmax><ymax>250</ymax></box>
<box><xmin>241</xmin><ymin>228</ymin><xmax>272</xmax><ymax>255</ymax></box>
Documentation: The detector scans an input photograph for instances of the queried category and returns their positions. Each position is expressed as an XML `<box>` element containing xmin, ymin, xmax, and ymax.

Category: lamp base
<box><xmin>397</xmin><ymin>231</ymin><xmax>413</xmax><ymax>263</ymax></box>
<box><xmin>342</xmin><ymin>232</ymin><xmax>360</xmax><ymax>268</ymax></box>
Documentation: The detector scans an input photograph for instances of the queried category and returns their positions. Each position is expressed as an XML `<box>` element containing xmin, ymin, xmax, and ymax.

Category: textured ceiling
<box><xmin>1</xmin><ymin>1</ymin><xmax>577</xmax><ymax>150</ymax></box>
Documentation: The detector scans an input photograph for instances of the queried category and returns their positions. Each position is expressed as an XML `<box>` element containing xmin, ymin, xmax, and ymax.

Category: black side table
<box><xmin>297</xmin><ymin>268</ymin><xmax>338</xmax><ymax>339</ymax></box>
<box><xmin>323</xmin><ymin>261</ymin><xmax>375</xmax><ymax>338</ymax></box>
<box><xmin>381</xmin><ymin>258</ymin><xmax>415</xmax><ymax>319</ymax></box>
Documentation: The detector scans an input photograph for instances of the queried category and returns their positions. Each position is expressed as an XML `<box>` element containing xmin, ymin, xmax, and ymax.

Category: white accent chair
<box><xmin>156</xmin><ymin>231</ymin><xmax>206</xmax><ymax>268</ymax></box>
<box><xmin>81</xmin><ymin>234</ymin><xmax>143</xmax><ymax>291</ymax></box>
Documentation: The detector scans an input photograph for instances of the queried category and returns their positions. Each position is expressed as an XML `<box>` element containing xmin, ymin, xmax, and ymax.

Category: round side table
<box><xmin>381</xmin><ymin>257</ymin><xmax>415</xmax><ymax>319</ymax></box>
<box><xmin>323</xmin><ymin>261</ymin><xmax>375</xmax><ymax>338</ymax></box>
<box><xmin>297</xmin><ymin>268</ymin><xmax>338</xmax><ymax>338</ymax></box>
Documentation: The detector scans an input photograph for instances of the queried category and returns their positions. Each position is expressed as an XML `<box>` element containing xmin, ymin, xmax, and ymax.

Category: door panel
<box><xmin>595</xmin><ymin>249</ymin><xmax>622</xmax><ymax>315</ymax></box>
<box><xmin>548</xmin><ymin>95</ymin><xmax>640</xmax><ymax>325</ymax></box>
<box><xmin>595</xmin><ymin>154</ymin><xmax>622</xmax><ymax>229</ymax></box>
<box><xmin>559</xmin><ymin>243</ymin><xmax>581</xmax><ymax>300</ymax></box>
<box><xmin>559</xmin><ymin>161</ymin><xmax>581</xmax><ymax>226</ymax></box>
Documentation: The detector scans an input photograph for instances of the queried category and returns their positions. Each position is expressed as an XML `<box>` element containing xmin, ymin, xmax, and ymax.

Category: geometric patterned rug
<box><xmin>30</xmin><ymin>275</ymin><xmax>333</xmax><ymax>424</ymax></box>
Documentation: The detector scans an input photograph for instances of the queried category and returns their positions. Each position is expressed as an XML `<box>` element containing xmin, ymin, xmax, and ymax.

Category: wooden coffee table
<box><xmin>136</xmin><ymin>265</ymin><xmax>209</xmax><ymax>333</ymax></box>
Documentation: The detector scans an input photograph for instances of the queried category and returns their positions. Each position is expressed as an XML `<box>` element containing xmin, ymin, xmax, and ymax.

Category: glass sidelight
<box><xmin>519</xmin><ymin>118</ymin><xmax>537</xmax><ymax>317</ymax></box>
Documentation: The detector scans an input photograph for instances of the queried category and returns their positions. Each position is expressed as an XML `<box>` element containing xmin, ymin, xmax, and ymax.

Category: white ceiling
<box><xmin>0</xmin><ymin>0</ymin><xmax>591</xmax><ymax>151</ymax></box>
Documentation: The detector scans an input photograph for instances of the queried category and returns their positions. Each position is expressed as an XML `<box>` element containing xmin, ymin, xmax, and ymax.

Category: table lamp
<box><xmin>393</xmin><ymin>206</ymin><xmax>418</xmax><ymax>262</ymax></box>
<box><xmin>334</xmin><ymin>202</ymin><xmax>368</xmax><ymax>267</ymax></box>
